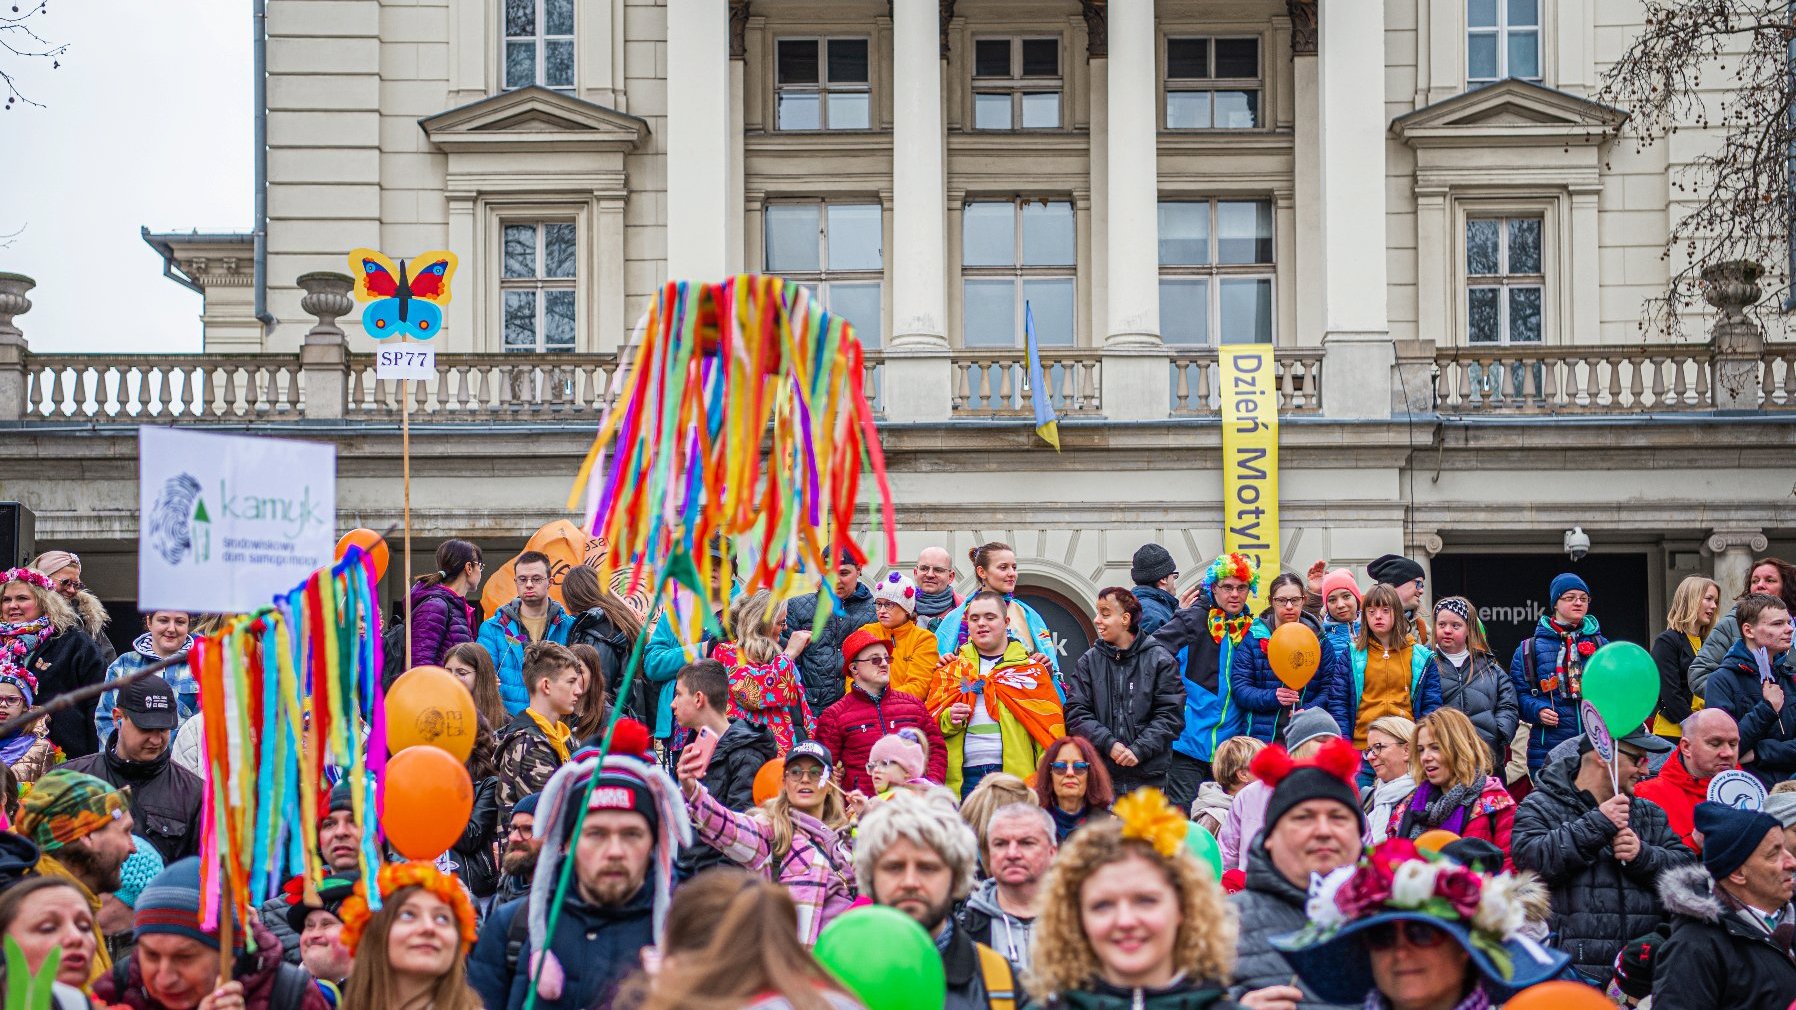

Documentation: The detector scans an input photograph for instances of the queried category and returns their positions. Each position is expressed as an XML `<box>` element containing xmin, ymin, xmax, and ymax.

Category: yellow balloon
<box><xmin>385</xmin><ymin>665</ymin><xmax>477</xmax><ymax>762</ymax></box>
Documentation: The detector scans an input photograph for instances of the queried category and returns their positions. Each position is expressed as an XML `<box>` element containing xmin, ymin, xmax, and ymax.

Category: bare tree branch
<box><xmin>0</xmin><ymin>0</ymin><xmax>66</xmax><ymax>110</ymax></box>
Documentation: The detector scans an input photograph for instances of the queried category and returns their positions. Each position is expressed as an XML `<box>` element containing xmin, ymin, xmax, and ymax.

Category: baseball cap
<box><xmin>119</xmin><ymin>677</ymin><xmax>179</xmax><ymax>732</ymax></box>
<box><xmin>786</xmin><ymin>741</ymin><xmax>833</xmax><ymax>779</ymax></box>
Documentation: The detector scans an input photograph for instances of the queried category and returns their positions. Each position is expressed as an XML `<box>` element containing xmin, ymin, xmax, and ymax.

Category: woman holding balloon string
<box><xmin>1392</xmin><ymin>708</ymin><xmax>1516</xmax><ymax>870</ymax></box>
<box><xmin>1229</xmin><ymin>573</ymin><xmax>1347</xmax><ymax>745</ymax></box>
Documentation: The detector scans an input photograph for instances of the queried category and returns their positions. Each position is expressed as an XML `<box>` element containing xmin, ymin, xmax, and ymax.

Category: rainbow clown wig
<box><xmin>1200</xmin><ymin>552</ymin><xmax>1260</xmax><ymax>597</ymax></box>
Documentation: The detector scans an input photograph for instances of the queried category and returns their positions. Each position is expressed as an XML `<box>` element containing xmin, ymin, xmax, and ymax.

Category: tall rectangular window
<box><xmin>1467</xmin><ymin>0</ymin><xmax>1541</xmax><ymax>85</ymax></box>
<box><xmin>1465</xmin><ymin>216</ymin><xmax>1544</xmax><ymax>344</ymax></box>
<box><xmin>764</xmin><ymin>201</ymin><xmax>884</xmax><ymax>344</ymax></box>
<box><xmin>971</xmin><ymin>37</ymin><xmax>1062</xmax><ymax>130</ymax></box>
<box><xmin>775</xmin><ymin>38</ymin><xmax>871</xmax><ymax>130</ymax></box>
<box><xmin>1164</xmin><ymin>37</ymin><xmax>1261</xmax><ymax>129</ymax></box>
<box><xmin>502</xmin><ymin>221</ymin><xmax>577</xmax><ymax>352</ymax></box>
<box><xmin>504</xmin><ymin>0</ymin><xmax>574</xmax><ymax>90</ymax></box>
<box><xmin>961</xmin><ymin>199</ymin><xmax>1075</xmax><ymax>346</ymax></box>
<box><xmin>1156</xmin><ymin>199</ymin><xmax>1274</xmax><ymax>344</ymax></box>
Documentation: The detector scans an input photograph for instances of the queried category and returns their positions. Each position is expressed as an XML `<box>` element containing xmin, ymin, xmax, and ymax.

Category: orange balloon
<box><xmin>336</xmin><ymin>529</ymin><xmax>390</xmax><ymax>581</ymax></box>
<box><xmin>753</xmin><ymin>758</ymin><xmax>785</xmax><ymax>806</ymax></box>
<box><xmin>383</xmin><ymin>746</ymin><xmax>474</xmax><ymax>860</ymax></box>
<box><xmin>385</xmin><ymin>666</ymin><xmax>477</xmax><ymax>762</ymax></box>
<box><xmin>1268</xmin><ymin>622</ymin><xmax>1321</xmax><ymax>689</ymax></box>
<box><xmin>1503</xmin><ymin>980</ymin><xmax>1614</xmax><ymax>1010</ymax></box>
<box><xmin>1414</xmin><ymin>829</ymin><xmax>1460</xmax><ymax>855</ymax></box>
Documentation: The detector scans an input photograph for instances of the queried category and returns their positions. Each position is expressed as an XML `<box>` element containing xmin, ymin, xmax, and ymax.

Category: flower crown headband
<box><xmin>0</xmin><ymin>569</ymin><xmax>53</xmax><ymax>593</ymax></box>
<box><xmin>1200</xmin><ymin>553</ymin><xmax>1260</xmax><ymax>597</ymax></box>
<box><xmin>0</xmin><ymin>661</ymin><xmax>38</xmax><ymax>697</ymax></box>
<box><xmin>1295</xmin><ymin>838</ymin><xmax>1530</xmax><ymax>980</ymax></box>
<box><xmin>337</xmin><ymin>861</ymin><xmax>479</xmax><ymax>957</ymax></box>
<box><xmin>1112</xmin><ymin>787</ymin><xmax>1189</xmax><ymax>859</ymax></box>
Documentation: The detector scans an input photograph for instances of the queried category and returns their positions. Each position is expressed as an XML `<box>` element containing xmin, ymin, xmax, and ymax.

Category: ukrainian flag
<box><xmin>1024</xmin><ymin>301</ymin><xmax>1060</xmax><ymax>451</ymax></box>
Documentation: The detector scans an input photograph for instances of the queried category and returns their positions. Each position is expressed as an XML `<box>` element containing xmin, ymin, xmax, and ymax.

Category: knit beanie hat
<box><xmin>327</xmin><ymin>779</ymin><xmax>354</xmax><ymax>816</ymax></box>
<box><xmin>1764</xmin><ymin>790</ymin><xmax>1796</xmax><ymax>830</ymax></box>
<box><xmin>116</xmin><ymin>834</ymin><xmax>166</xmax><ymax>909</ymax></box>
<box><xmin>285</xmin><ymin>870</ymin><xmax>362</xmax><ymax>935</ymax></box>
<box><xmin>1252</xmin><ymin>739</ymin><xmax>1366</xmax><ymax>833</ymax></box>
<box><xmin>1693</xmin><ymin>801</ymin><xmax>1781</xmax><ymax>879</ymax></box>
<box><xmin>1367</xmin><ymin>554</ymin><xmax>1425</xmax><ymax>587</ymax></box>
<box><xmin>512</xmin><ymin>792</ymin><xmax>542</xmax><ymax>818</ymax></box>
<box><xmin>872</xmin><ymin>571</ymin><xmax>919</xmax><ymax>615</ymax></box>
<box><xmin>1131</xmin><ymin>544</ymin><xmax>1177</xmax><ymax>586</ymax></box>
<box><xmin>1609</xmin><ymin>928</ymin><xmax>1666</xmax><ymax>1002</ymax></box>
<box><xmin>1318</xmin><ymin>568</ymin><xmax>1361</xmax><ymax>605</ymax></box>
<box><xmin>869</xmin><ymin>734</ymin><xmax>925</xmax><ymax>781</ymax></box>
<box><xmin>1285</xmin><ymin>708</ymin><xmax>1342</xmax><ymax>755</ymax></box>
<box><xmin>134</xmin><ymin>857</ymin><xmax>216</xmax><ymax>950</ymax></box>
<box><xmin>1549</xmin><ymin>572</ymin><xmax>1590</xmax><ymax>605</ymax></box>
<box><xmin>16</xmin><ymin>769</ymin><xmax>129</xmax><ymax>853</ymax></box>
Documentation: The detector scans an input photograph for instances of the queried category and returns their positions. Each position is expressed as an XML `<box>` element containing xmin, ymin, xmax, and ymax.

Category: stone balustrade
<box><xmin>1169</xmin><ymin>347</ymin><xmax>1325</xmax><ymax>416</ymax></box>
<box><xmin>24</xmin><ymin>355</ymin><xmax>307</xmax><ymax>420</ymax></box>
<box><xmin>949</xmin><ymin>350</ymin><xmax>1102</xmax><ymax>417</ymax></box>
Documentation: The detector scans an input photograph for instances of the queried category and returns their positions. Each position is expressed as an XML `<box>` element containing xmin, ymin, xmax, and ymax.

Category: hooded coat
<box><xmin>1509</xmin><ymin>752</ymin><xmax>1694</xmax><ymax>981</ymax></box>
<box><xmin>408</xmin><ymin>581</ymin><xmax>478</xmax><ymax>668</ymax></box>
<box><xmin>1064</xmin><ymin>633</ymin><xmax>1184</xmax><ymax>792</ymax></box>
<box><xmin>1150</xmin><ymin>591</ymin><xmax>1250</xmax><ymax>764</ymax></box>
<box><xmin>1632</xmin><ymin>751</ymin><xmax>1715</xmax><ymax>853</ymax></box>
<box><xmin>1508</xmin><ymin>615</ymin><xmax>1608</xmax><ymax>774</ymax></box>
<box><xmin>469</xmin><ymin>884</ymin><xmax>655</xmax><ymax>1010</ymax></box>
<box><xmin>68</xmin><ymin>590</ymin><xmax>115</xmax><ymax>669</ymax></box>
<box><xmin>1433</xmin><ymin>649</ymin><xmax>1520</xmax><ymax>772</ymax></box>
<box><xmin>96</xmin><ymin>633</ymin><xmax>197</xmax><ymax>744</ymax></box>
<box><xmin>62</xmin><ymin>731</ymin><xmax>204</xmax><ymax>863</ymax></box>
<box><xmin>1130</xmin><ymin>585</ymin><xmax>1180</xmax><ymax>639</ymax></box>
<box><xmin>1703</xmin><ymin>637</ymin><xmax>1796</xmax><ymax>783</ymax></box>
<box><xmin>1688</xmin><ymin>608</ymin><xmax>1743</xmax><ymax>696</ymax></box>
<box><xmin>25</xmin><ymin>620</ymin><xmax>105</xmax><ymax>759</ymax></box>
<box><xmin>959</xmin><ymin>877</ymin><xmax>1037</xmax><ymax>971</ymax></box>
<box><xmin>1228</xmin><ymin>612</ymin><xmax>1348</xmax><ymax>743</ymax></box>
<box><xmin>478</xmin><ymin>599</ymin><xmax>575</xmax><ymax>715</ymax></box>
<box><xmin>1652</xmin><ymin>862</ymin><xmax>1796</xmax><ymax>1010</ymax></box>
<box><xmin>786</xmin><ymin>582</ymin><xmax>877</xmax><ymax>713</ymax></box>
<box><xmin>1227</xmin><ymin>839</ymin><xmax>1354</xmax><ymax>1009</ymax></box>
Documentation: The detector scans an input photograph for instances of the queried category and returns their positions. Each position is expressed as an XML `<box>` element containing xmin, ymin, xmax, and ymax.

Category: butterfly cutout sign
<box><xmin>347</xmin><ymin>248</ymin><xmax>458</xmax><ymax>341</ymax></box>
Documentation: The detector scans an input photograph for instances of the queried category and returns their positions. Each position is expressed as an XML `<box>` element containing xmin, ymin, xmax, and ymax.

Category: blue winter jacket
<box><xmin>1228</xmin><ymin>613</ymin><xmax>1348</xmax><ymax>742</ymax></box>
<box><xmin>1508</xmin><ymin>615</ymin><xmax>1607</xmax><ymax>774</ymax></box>
<box><xmin>933</xmin><ymin>595</ymin><xmax>1060</xmax><ymax>676</ymax></box>
<box><xmin>96</xmin><ymin>634</ymin><xmax>198</xmax><ymax>743</ymax></box>
<box><xmin>1132</xmin><ymin>585</ymin><xmax>1180</xmax><ymax>639</ymax></box>
<box><xmin>1704</xmin><ymin>638</ymin><xmax>1796</xmax><ymax>782</ymax></box>
<box><xmin>467</xmin><ymin>886</ymin><xmax>655</xmax><ymax>1010</ymax></box>
<box><xmin>1150</xmin><ymin>595</ymin><xmax>1250</xmax><ymax>763</ymax></box>
<box><xmin>1338</xmin><ymin>642</ymin><xmax>1441</xmax><ymax>743</ymax></box>
<box><xmin>478</xmin><ymin>599</ymin><xmax>574</xmax><ymax>715</ymax></box>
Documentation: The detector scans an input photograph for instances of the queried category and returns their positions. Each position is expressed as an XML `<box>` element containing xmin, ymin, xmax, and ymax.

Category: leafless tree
<box><xmin>1599</xmin><ymin>0</ymin><xmax>1795</xmax><ymax>335</ymax></box>
<box><xmin>1</xmin><ymin>0</ymin><xmax>65</xmax><ymax>110</ymax></box>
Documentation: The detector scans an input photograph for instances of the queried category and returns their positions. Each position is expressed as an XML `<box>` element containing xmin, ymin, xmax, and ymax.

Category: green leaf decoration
<box><xmin>2</xmin><ymin>936</ymin><xmax>60</xmax><ymax>1010</ymax></box>
<box><xmin>1469</xmin><ymin>931</ymin><xmax>1513</xmax><ymax>981</ymax></box>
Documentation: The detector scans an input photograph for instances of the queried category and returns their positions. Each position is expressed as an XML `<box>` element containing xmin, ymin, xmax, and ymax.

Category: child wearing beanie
<box><xmin>866</xmin><ymin>734</ymin><xmax>930</xmax><ymax>796</ymax></box>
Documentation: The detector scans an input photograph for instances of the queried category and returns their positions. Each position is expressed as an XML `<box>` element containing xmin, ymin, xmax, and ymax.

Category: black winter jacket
<box><xmin>28</xmin><ymin>630</ymin><xmax>104</xmax><ymax>758</ymax></box>
<box><xmin>1704</xmin><ymin>639</ymin><xmax>1796</xmax><ymax>781</ymax></box>
<box><xmin>1434</xmin><ymin>650</ymin><xmax>1520</xmax><ymax>773</ymax></box>
<box><xmin>676</xmin><ymin>718</ymin><xmax>778</xmax><ymax>878</ymax></box>
<box><xmin>567</xmin><ymin>609</ymin><xmax>633</xmax><ymax>688</ymax></box>
<box><xmin>1064</xmin><ymin>635</ymin><xmax>1184</xmax><ymax>792</ymax></box>
<box><xmin>785</xmin><ymin>584</ymin><xmax>876</xmax><ymax>714</ymax></box>
<box><xmin>1651</xmin><ymin>628</ymin><xmax>1699</xmax><ymax>728</ymax></box>
<box><xmin>1652</xmin><ymin>862</ymin><xmax>1796</xmax><ymax>1010</ymax></box>
<box><xmin>1510</xmin><ymin>753</ymin><xmax>1694</xmax><ymax>981</ymax></box>
<box><xmin>1226</xmin><ymin>841</ymin><xmax>1353</xmax><ymax>1009</ymax></box>
<box><xmin>1022</xmin><ymin>977</ymin><xmax>1236</xmax><ymax>1010</ymax></box>
<box><xmin>447</xmin><ymin>774</ymin><xmax>501</xmax><ymax>897</ymax></box>
<box><xmin>62</xmin><ymin>734</ymin><xmax>203</xmax><ymax>863</ymax></box>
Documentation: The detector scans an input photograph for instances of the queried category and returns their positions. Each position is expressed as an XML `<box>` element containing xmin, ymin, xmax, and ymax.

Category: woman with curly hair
<box><xmin>0</xmin><ymin>567</ymin><xmax>104</xmax><ymax>758</ymax></box>
<box><xmin>1023</xmin><ymin>788</ymin><xmax>1240</xmax><ymax>1009</ymax></box>
<box><xmin>338</xmin><ymin>863</ymin><xmax>483</xmax><ymax>1010</ymax></box>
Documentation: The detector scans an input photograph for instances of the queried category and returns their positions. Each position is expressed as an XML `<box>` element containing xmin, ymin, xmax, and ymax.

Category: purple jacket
<box><xmin>410</xmin><ymin>583</ymin><xmax>478</xmax><ymax>667</ymax></box>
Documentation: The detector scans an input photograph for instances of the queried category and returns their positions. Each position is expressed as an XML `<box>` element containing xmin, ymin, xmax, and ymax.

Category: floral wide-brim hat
<box><xmin>1271</xmin><ymin>839</ymin><xmax>1569</xmax><ymax>1003</ymax></box>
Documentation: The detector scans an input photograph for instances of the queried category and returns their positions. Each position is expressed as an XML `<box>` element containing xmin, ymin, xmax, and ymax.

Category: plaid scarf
<box><xmin>1365</xmin><ymin>985</ymin><xmax>1493</xmax><ymax>1010</ymax></box>
<box><xmin>0</xmin><ymin>617</ymin><xmax>53</xmax><ymax>665</ymax></box>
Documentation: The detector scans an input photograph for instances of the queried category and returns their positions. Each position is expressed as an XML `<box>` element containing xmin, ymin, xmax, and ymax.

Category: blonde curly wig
<box><xmin>1027</xmin><ymin>820</ymin><xmax>1237</xmax><ymax>1002</ymax></box>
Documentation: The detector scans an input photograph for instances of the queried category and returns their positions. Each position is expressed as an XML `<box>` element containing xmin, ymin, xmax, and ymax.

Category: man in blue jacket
<box><xmin>1705</xmin><ymin>593</ymin><xmax>1796</xmax><ymax>785</ymax></box>
<box><xmin>1151</xmin><ymin>552</ymin><xmax>1258</xmax><ymax>809</ymax></box>
<box><xmin>1510</xmin><ymin>572</ymin><xmax>1608</xmax><ymax>776</ymax></box>
<box><xmin>479</xmin><ymin>551</ymin><xmax>575</xmax><ymax>714</ymax></box>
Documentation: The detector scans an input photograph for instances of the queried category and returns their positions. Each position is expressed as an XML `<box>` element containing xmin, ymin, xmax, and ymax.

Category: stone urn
<box><xmin>0</xmin><ymin>273</ymin><xmax>34</xmax><ymax>345</ymax></box>
<box><xmin>298</xmin><ymin>271</ymin><xmax>356</xmax><ymax>343</ymax></box>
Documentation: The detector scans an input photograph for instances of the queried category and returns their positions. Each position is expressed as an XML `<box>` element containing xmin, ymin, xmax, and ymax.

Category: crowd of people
<box><xmin>0</xmin><ymin>540</ymin><xmax>1793</xmax><ymax>1010</ymax></box>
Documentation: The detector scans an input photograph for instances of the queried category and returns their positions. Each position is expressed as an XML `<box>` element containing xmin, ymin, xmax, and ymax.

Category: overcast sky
<box><xmin>4</xmin><ymin>1</ymin><xmax>248</xmax><ymax>352</ymax></box>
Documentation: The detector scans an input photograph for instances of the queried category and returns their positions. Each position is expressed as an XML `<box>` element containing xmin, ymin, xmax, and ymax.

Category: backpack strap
<box><xmin>504</xmin><ymin>902</ymin><xmax>533</xmax><ymax>977</ymax></box>
<box><xmin>269</xmin><ymin>962</ymin><xmax>313</xmax><ymax>1010</ymax></box>
<box><xmin>974</xmin><ymin>943</ymin><xmax>1016</xmax><ymax>1010</ymax></box>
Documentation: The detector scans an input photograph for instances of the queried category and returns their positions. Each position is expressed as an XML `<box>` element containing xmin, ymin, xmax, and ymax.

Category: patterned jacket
<box><xmin>495</xmin><ymin>710</ymin><xmax>567</xmax><ymax>814</ymax></box>
<box><xmin>684</xmin><ymin>783</ymin><xmax>854</xmax><ymax>946</ymax></box>
<box><xmin>96</xmin><ymin>634</ymin><xmax>197</xmax><ymax>743</ymax></box>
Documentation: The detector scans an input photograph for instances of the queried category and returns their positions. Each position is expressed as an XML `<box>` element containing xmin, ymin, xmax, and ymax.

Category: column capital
<box><xmin>1287</xmin><ymin>0</ymin><xmax>1317</xmax><ymax>56</ymax></box>
<box><xmin>1080</xmin><ymin>0</ymin><xmax>1107</xmax><ymax>59</ymax></box>
<box><xmin>1705</xmin><ymin>528</ymin><xmax>1769</xmax><ymax>556</ymax></box>
<box><xmin>729</xmin><ymin>1</ymin><xmax>750</xmax><ymax>60</ymax></box>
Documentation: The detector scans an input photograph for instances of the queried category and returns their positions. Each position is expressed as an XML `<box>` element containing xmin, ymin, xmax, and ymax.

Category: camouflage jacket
<box><xmin>495</xmin><ymin>710</ymin><xmax>566</xmax><ymax>814</ymax></box>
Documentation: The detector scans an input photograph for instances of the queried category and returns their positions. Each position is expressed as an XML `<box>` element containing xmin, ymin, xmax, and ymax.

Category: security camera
<box><xmin>1564</xmin><ymin>526</ymin><xmax>1590</xmax><ymax>562</ymax></box>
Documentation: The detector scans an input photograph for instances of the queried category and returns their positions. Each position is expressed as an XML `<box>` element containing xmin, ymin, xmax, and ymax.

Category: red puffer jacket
<box><xmin>812</xmin><ymin>684</ymin><xmax>946</xmax><ymax>795</ymax></box>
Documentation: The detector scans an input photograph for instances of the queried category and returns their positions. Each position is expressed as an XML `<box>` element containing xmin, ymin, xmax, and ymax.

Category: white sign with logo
<box><xmin>138</xmin><ymin>427</ymin><xmax>336</xmax><ymax>613</ymax></box>
<box><xmin>1707</xmin><ymin>769</ymin><xmax>1767</xmax><ymax>812</ymax></box>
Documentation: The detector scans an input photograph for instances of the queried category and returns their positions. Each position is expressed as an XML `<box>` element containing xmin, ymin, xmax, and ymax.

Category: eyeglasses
<box><xmin>0</xmin><ymin>696</ymin><xmax>23</xmax><ymax>709</ymax></box>
<box><xmin>784</xmin><ymin>765</ymin><xmax>826</xmax><ymax>782</ymax></box>
<box><xmin>55</xmin><ymin>578</ymin><xmax>84</xmax><ymax>592</ymax></box>
<box><xmin>1366</xmin><ymin>742</ymin><xmax>1400</xmax><ymax>756</ymax></box>
<box><xmin>1363</xmin><ymin>921</ymin><xmax>1450</xmax><ymax>951</ymax></box>
<box><xmin>1049</xmin><ymin>761</ymin><xmax>1090</xmax><ymax>774</ymax></box>
<box><xmin>1618</xmin><ymin>747</ymin><xmax>1648</xmax><ymax>765</ymax></box>
<box><xmin>516</xmin><ymin>575</ymin><xmax>548</xmax><ymax>587</ymax></box>
<box><xmin>1560</xmin><ymin>593</ymin><xmax>1590</xmax><ymax>604</ymax></box>
<box><xmin>852</xmin><ymin>655</ymin><xmax>892</xmax><ymax>668</ymax></box>
<box><xmin>1270</xmin><ymin>596</ymin><xmax>1306</xmax><ymax>607</ymax></box>
<box><xmin>915</xmin><ymin>565</ymin><xmax>953</xmax><ymax>575</ymax></box>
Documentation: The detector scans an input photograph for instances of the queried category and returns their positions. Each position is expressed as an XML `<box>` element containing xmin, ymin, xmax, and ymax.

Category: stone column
<box><xmin>1289</xmin><ymin>0</ymin><xmax>1321</xmax><ymax>344</ymax></box>
<box><xmin>667</xmin><ymin>0</ymin><xmax>730</xmax><ymax>281</ymax></box>
<box><xmin>1099</xmin><ymin>0</ymin><xmax>1168</xmax><ymax>420</ymax></box>
<box><xmin>0</xmin><ymin>273</ymin><xmax>32</xmax><ymax>422</ymax></box>
<box><xmin>726</xmin><ymin>1</ymin><xmax>750</xmax><ymax>274</ymax></box>
<box><xmin>1704</xmin><ymin>260</ymin><xmax>1765</xmax><ymax>411</ymax></box>
<box><xmin>298</xmin><ymin>272</ymin><xmax>354</xmax><ymax>422</ymax></box>
<box><xmin>883</xmin><ymin>0</ymin><xmax>953</xmax><ymax>421</ymax></box>
<box><xmin>1707</xmin><ymin>528</ymin><xmax>1769</xmax><ymax>599</ymax></box>
<box><xmin>1318</xmin><ymin>0</ymin><xmax>1393</xmax><ymax>419</ymax></box>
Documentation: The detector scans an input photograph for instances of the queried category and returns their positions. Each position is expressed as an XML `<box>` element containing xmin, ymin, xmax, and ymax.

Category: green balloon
<box><xmin>1184</xmin><ymin>821</ymin><xmax>1224</xmax><ymax>881</ymax></box>
<box><xmin>1583</xmin><ymin>641</ymin><xmax>1660</xmax><ymax>735</ymax></box>
<box><xmin>814</xmin><ymin>906</ymin><xmax>946</xmax><ymax>1010</ymax></box>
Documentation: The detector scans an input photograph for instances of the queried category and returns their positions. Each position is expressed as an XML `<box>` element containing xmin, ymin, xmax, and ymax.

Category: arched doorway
<box><xmin>1016</xmin><ymin>583</ymin><xmax>1096</xmax><ymax>672</ymax></box>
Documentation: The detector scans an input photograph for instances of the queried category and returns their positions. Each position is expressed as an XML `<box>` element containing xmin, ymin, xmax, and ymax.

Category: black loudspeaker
<box><xmin>0</xmin><ymin>503</ymin><xmax>35</xmax><ymax>569</ymax></box>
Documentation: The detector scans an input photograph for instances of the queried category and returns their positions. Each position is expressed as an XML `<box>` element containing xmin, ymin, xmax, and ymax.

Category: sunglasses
<box><xmin>1049</xmin><ymin>761</ymin><xmax>1091</xmax><ymax>774</ymax></box>
<box><xmin>1363</xmin><ymin>921</ymin><xmax>1449</xmax><ymax>951</ymax></box>
<box><xmin>784</xmin><ymin>765</ymin><xmax>826</xmax><ymax>782</ymax></box>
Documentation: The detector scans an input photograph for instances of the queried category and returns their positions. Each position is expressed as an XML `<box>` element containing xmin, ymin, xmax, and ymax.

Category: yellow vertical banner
<box><xmin>1220</xmin><ymin>345</ymin><xmax>1280</xmax><ymax>614</ymax></box>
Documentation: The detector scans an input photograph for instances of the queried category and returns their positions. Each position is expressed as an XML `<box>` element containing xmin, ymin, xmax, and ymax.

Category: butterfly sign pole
<box><xmin>348</xmin><ymin>249</ymin><xmax>456</xmax><ymax>668</ymax></box>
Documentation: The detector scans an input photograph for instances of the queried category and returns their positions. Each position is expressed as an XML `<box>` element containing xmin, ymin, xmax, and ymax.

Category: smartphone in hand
<box><xmin>686</xmin><ymin>725</ymin><xmax>720</xmax><ymax>771</ymax></box>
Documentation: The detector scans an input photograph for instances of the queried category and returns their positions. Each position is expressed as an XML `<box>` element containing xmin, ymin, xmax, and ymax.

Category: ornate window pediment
<box><xmin>420</xmin><ymin>85</ymin><xmax>648</xmax><ymax>154</ymax></box>
<box><xmin>1392</xmin><ymin>79</ymin><xmax>1626</xmax><ymax>147</ymax></box>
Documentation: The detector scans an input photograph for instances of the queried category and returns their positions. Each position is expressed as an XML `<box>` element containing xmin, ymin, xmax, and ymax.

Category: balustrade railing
<box><xmin>950</xmin><ymin>350</ymin><xmax>1101</xmax><ymax>417</ymax></box>
<box><xmin>345</xmin><ymin>353</ymin><xmax>626</xmax><ymax>420</ymax></box>
<box><xmin>1432</xmin><ymin>345</ymin><xmax>1713</xmax><ymax>413</ymax></box>
<box><xmin>1169</xmin><ymin>347</ymin><xmax>1325</xmax><ymax>416</ymax></box>
<box><xmin>23</xmin><ymin>356</ymin><xmax>305</xmax><ymax>420</ymax></box>
<box><xmin>1761</xmin><ymin>345</ymin><xmax>1796</xmax><ymax>408</ymax></box>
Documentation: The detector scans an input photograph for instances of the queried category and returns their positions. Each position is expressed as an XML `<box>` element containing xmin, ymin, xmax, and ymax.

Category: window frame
<box><xmin>502</xmin><ymin>0</ymin><xmax>575</xmax><ymax>92</ymax></box>
<box><xmin>1161</xmin><ymin>35</ymin><xmax>1264</xmax><ymax>131</ymax></box>
<box><xmin>969</xmin><ymin>35</ymin><xmax>1065</xmax><ymax>132</ymax></box>
<box><xmin>1466</xmin><ymin>0</ymin><xmax>1542</xmax><ymax>86</ymax></box>
<box><xmin>498</xmin><ymin>218</ymin><xmax>580</xmax><ymax>353</ymax></box>
<box><xmin>1462</xmin><ymin>212</ymin><xmax>1547</xmax><ymax>346</ymax></box>
<box><xmin>772</xmin><ymin>36</ymin><xmax>874</xmax><ymax>133</ymax></box>
<box><xmin>761</xmin><ymin>198</ymin><xmax>886</xmax><ymax>346</ymax></box>
<box><xmin>1155</xmin><ymin>198</ymin><xmax>1277</xmax><ymax>346</ymax></box>
<box><xmin>959</xmin><ymin>197</ymin><xmax>1078</xmax><ymax>348</ymax></box>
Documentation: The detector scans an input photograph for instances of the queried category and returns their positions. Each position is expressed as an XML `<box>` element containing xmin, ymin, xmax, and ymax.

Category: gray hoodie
<box><xmin>958</xmin><ymin>877</ymin><xmax>1036</xmax><ymax>972</ymax></box>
